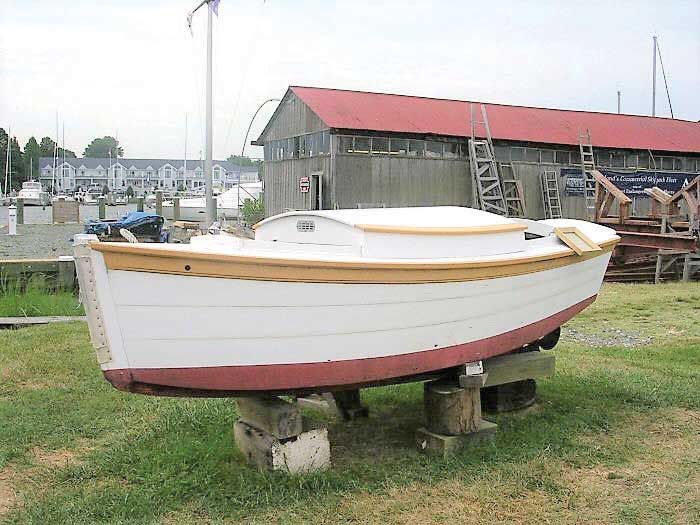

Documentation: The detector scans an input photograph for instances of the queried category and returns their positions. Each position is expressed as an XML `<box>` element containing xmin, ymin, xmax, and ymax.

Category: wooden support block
<box><xmin>482</xmin><ymin>351</ymin><xmax>555</xmax><ymax>387</ymax></box>
<box><xmin>481</xmin><ymin>379</ymin><xmax>537</xmax><ymax>413</ymax></box>
<box><xmin>424</xmin><ymin>379</ymin><xmax>481</xmax><ymax>435</ymax></box>
<box><xmin>416</xmin><ymin>420</ymin><xmax>497</xmax><ymax>458</ymax></box>
<box><xmin>236</xmin><ymin>396</ymin><xmax>302</xmax><ymax>440</ymax></box>
<box><xmin>459</xmin><ymin>372</ymin><xmax>488</xmax><ymax>388</ymax></box>
<box><xmin>333</xmin><ymin>389</ymin><xmax>369</xmax><ymax>420</ymax></box>
<box><xmin>233</xmin><ymin>421</ymin><xmax>330</xmax><ymax>474</ymax></box>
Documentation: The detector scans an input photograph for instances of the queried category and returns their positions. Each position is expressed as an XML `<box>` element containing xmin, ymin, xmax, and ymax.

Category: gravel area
<box><xmin>563</xmin><ymin>327</ymin><xmax>652</xmax><ymax>348</ymax></box>
<box><xmin>0</xmin><ymin>204</ymin><xmax>136</xmax><ymax>259</ymax></box>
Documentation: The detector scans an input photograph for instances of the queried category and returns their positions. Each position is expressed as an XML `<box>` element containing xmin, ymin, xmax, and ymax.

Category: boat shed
<box><xmin>253</xmin><ymin>86</ymin><xmax>700</xmax><ymax>219</ymax></box>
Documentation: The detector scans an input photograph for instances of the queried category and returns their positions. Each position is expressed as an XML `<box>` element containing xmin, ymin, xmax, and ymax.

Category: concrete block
<box><xmin>236</xmin><ymin>396</ymin><xmax>303</xmax><ymax>440</ymax></box>
<box><xmin>234</xmin><ymin>421</ymin><xmax>331</xmax><ymax>474</ymax></box>
<box><xmin>416</xmin><ymin>420</ymin><xmax>497</xmax><ymax>458</ymax></box>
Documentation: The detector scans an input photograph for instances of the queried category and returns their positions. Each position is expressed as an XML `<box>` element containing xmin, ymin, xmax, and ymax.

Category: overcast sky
<box><xmin>1</xmin><ymin>0</ymin><xmax>698</xmax><ymax>160</ymax></box>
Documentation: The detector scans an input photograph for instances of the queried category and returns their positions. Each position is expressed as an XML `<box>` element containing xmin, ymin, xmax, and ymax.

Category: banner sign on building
<box><xmin>562</xmin><ymin>168</ymin><xmax>693</xmax><ymax>197</ymax></box>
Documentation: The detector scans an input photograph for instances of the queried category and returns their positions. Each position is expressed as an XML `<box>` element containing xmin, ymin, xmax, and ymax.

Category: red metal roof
<box><xmin>290</xmin><ymin>86</ymin><xmax>700</xmax><ymax>154</ymax></box>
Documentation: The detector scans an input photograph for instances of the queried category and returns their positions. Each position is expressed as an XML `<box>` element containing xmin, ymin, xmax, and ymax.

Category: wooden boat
<box><xmin>73</xmin><ymin>206</ymin><xmax>619</xmax><ymax>397</ymax></box>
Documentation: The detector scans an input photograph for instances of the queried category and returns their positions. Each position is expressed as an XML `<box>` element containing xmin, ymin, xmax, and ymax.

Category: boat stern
<box><xmin>73</xmin><ymin>234</ymin><xmax>130</xmax><ymax>382</ymax></box>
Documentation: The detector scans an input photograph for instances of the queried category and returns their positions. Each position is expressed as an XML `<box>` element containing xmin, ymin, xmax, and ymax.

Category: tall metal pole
<box><xmin>652</xmin><ymin>35</ymin><xmax>657</xmax><ymax>117</ymax></box>
<box><xmin>184</xmin><ymin>113</ymin><xmax>188</xmax><ymax>191</ymax></box>
<box><xmin>204</xmin><ymin>1</ymin><xmax>215</xmax><ymax>226</ymax></box>
<box><xmin>617</xmin><ymin>90</ymin><xmax>621</xmax><ymax>114</ymax></box>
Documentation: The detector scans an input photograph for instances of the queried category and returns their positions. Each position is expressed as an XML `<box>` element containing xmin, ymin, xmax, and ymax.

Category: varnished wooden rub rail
<box><xmin>91</xmin><ymin>238</ymin><xmax>619</xmax><ymax>284</ymax></box>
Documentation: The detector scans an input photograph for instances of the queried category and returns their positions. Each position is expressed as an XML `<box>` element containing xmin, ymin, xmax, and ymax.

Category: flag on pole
<box><xmin>210</xmin><ymin>0</ymin><xmax>220</xmax><ymax>16</ymax></box>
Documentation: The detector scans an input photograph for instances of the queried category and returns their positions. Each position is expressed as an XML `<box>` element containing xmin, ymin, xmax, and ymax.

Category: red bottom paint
<box><xmin>104</xmin><ymin>296</ymin><xmax>596</xmax><ymax>397</ymax></box>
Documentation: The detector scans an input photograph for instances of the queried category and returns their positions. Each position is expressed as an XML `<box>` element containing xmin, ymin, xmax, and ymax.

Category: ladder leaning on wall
<box><xmin>578</xmin><ymin>129</ymin><xmax>597</xmax><ymax>220</ymax></box>
<box><xmin>541</xmin><ymin>170</ymin><xmax>562</xmax><ymax>219</ymax></box>
<box><xmin>468</xmin><ymin>104</ymin><xmax>508</xmax><ymax>216</ymax></box>
<box><xmin>500</xmin><ymin>163</ymin><xmax>526</xmax><ymax>217</ymax></box>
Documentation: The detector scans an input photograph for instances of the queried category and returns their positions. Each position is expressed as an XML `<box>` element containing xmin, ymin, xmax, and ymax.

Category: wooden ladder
<box><xmin>468</xmin><ymin>104</ymin><xmax>508</xmax><ymax>216</ymax></box>
<box><xmin>541</xmin><ymin>170</ymin><xmax>562</xmax><ymax>219</ymax></box>
<box><xmin>578</xmin><ymin>129</ymin><xmax>597</xmax><ymax>220</ymax></box>
<box><xmin>500</xmin><ymin>163</ymin><xmax>526</xmax><ymax>217</ymax></box>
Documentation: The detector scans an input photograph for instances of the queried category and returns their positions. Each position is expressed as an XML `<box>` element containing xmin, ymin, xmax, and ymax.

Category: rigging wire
<box><xmin>221</xmin><ymin>0</ymin><xmax>267</xmax><ymax>156</ymax></box>
<box><xmin>656</xmin><ymin>38</ymin><xmax>674</xmax><ymax>119</ymax></box>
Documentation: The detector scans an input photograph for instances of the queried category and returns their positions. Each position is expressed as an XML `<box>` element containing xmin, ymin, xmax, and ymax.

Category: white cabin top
<box><xmin>254</xmin><ymin>207</ymin><xmax>527</xmax><ymax>259</ymax></box>
<box><xmin>21</xmin><ymin>181</ymin><xmax>42</xmax><ymax>190</ymax></box>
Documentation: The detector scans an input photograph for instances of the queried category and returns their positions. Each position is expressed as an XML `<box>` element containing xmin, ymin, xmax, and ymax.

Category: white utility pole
<box><xmin>617</xmin><ymin>90</ymin><xmax>621</xmax><ymax>114</ymax></box>
<box><xmin>652</xmin><ymin>35</ymin><xmax>657</xmax><ymax>117</ymax></box>
<box><xmin>188</xmin><ymin>0</ymin><xmax>216</xmax><ymax>226</ymax></box>
<box><xmin>184</xmin><ymin>113</ymin><xmax>188</xmax><ymax>191</ymax></box>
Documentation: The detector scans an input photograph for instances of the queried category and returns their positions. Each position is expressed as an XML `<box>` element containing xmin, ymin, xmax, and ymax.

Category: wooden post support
<box><xmin>136</xmin><ymin>197</ymin><xmax>144</xmax><ymax>212</ymax></box>
<box><xmin>332</xmin><ymin>389</ymin><xmax>369</xmax><ymax>420</ymax></box>
<box><xmin>234</xmin><ymin>421</ymin><xmax>330</xmax><ymax>474</ymax></box>
<box><xmin>173</xmin><ymin>197</ymin><xmax>180</xmax><ymax>221</ymax></box>
<box><xmin>234</xmin><ymin>395</ymin><xmax>330</xmax><ymax>474</ymax></box>
<box><xmin>98</xmin><ymin>196</ymin><xmax>106</xmax><ymax>220</ymax></box>
<box><xmin>16</xmin><ymin>199</ymin><xmax>24</xmax><ymax>225</ymax></box>
<box><xmin>155</xmin><ymin>190</ymin><xmax>163</xmax><ymax>216</ymax></box>
<box><xmin>417</xmin><ymin>377</ymin><xmax>496</xmax><ymax>457</ymax></box>
<box><xmin>236</xmin><ymin>396</ymin><xmax>302</xmax><ymax>439</ymax></box>
<box><xmin>424</xmin><ymin>379</ymin><xmax>482</xmax><ymax>435</ymax></box>
<box><xmin>56</xmin><ymin>256</ymin><xmax>76</xmax><ymax>291</ymax></box>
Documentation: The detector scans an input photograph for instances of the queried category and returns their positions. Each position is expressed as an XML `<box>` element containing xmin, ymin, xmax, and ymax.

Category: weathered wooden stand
<box><xmin>234</xmin><ymin>395</ymin><xmax>331</xmax><ymax>474</ymax></box>
<box><xmin>297</xmin><ymin>389</ymin><xmax>369</xmax><ymax>420</ymax></box>
<box><xmin>416</xmin><ymin>350</ymin><xmax>555</xmax><ymax>458</ymax></box>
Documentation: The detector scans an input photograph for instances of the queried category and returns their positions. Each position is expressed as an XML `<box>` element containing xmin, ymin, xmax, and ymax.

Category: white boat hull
<box><xmin>161</xmin><ymin>204</ymin><xmax>238</xmax><ymax>221</ymax></box>
<box><xmin>76</xmin><ymin>241</ymin><xmax>611</xmax><ymax>395</ymax></box>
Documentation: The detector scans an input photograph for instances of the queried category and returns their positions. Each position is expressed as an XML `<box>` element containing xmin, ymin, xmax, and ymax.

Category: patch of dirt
<box><xmin>563</xmin><ymin>327</ymin><xmax>652</xmax><ymax>348</ymax></box>
<box><xmin>0</xmin><ymin>468</ymin><xmax>20</xmax><ymax>519</ymax></box>
<box><xmin>31</xmin><ymin>439</ymin><xmax>94</xmax><ymax>468</ymax></box>
<box><xmin>314</xmin><ymin>409</ymin><xmax>700</xmax><ymax>525</ymax></box>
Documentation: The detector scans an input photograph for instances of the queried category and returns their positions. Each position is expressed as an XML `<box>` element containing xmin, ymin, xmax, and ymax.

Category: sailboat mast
<box><xmin>204</xmin><ymin>1</ymin><xmax>215</xmax><ymax>226</ymax></box>
<box><xmin>4</xmin><ymin>127</ymin><xmax>10</xmax><ymax>196</ymax></box>
<box><xmin>184</xmin><ymin>113</ymin><xmax>188</xmax><ymax>191</ymax></box>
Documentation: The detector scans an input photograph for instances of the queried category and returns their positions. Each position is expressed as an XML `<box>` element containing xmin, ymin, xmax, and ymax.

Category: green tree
<box><xmin>126</xmin><ymin>185</ymin><xmax>134</xmax><ymax>198</ymax></box>
<box><xmin>102</xmin><ymin>184</ymin><xmax>110</xmax><ymax>195</ymax></box>
<box><xmin>240</xmin><ymin>195</ymin><xmax>264</xmax><ymax>226</ymax></box>
<box><xmin>84</xmin><ymin>136</ymin><xmax>123</xmax><ymax>158</ymax></box>
<box><xmin>38</xmin><ymin>137</ymin><xmax>76</xmax><ymax>159</ymax></box>
<box><xmin>9</xmin><ymin>136</ymin><xmax>24</xmax><ymax>188</ymax></box>
<box><xmin>24</xmin><ymin>137</ymin><xmax>41</xmax><ymax>180</ymax></box>
<box><xmin>226</xmin><ymin>154</ymin><xmax>258</xmax><ymax>167</ymax></box>
<box><xmin>0</xmin><ymin>128</ymin><xmax>7</xmax><ymax>186</ymax></box>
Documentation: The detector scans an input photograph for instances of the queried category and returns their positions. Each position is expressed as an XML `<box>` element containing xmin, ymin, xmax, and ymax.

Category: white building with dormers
<box><xmin>39</xmin><ymin>157</ymin><xmax>260</xmax><ymax>196</ymax></box>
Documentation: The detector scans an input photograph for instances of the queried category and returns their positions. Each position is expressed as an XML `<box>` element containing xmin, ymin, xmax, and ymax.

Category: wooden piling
<box><xmin>16</xmin><ymin>199</ymin><xmax>24</xmax><ymax>225</ymax></box>
<box><xmin>136</xmin><ymin>197</ymin><xmax>144</xmax><ymax>212</ymax></box>
<box><xmin>173</xmin><ymin>197</ymin><xmax>180</xmax><ymax>221</ymax></box>
<box><xmin>98</xmin><ymin>196</ymin><xmax>106</xmax><ymax>219</ymax></box>
<box><xmin>155</xmin><ymin>190</ymin><xmax>163</xmax><ymax>216</ymax></box>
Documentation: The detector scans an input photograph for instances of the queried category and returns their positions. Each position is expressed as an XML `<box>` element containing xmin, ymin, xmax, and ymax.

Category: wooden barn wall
<box><xmin>261</xmin><ymin>93</ymin><xmax>327</xmax><ymax>142</ymax></box>
<box><xmin>334</xmin><ymin>156</ymin><xmax>471</xmax><ymax>209</ymax></box>
<box><xmin>263</xmin><ymin>156</ymin><xmax>331</xmax><ymax>217</ymax></box>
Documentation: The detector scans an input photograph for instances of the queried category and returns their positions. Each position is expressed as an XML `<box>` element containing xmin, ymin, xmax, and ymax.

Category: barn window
<box><xmin>354</xmin><ymin>137</ymin><xmax>370</xmax><ymax>154</ymax></box>
<box><xmin>319</xmin><ymin>131</ymin><xmax>330</xmax><ymax>154</ymax></box>
<box><xmin>443</xmin><ymin>143</ymin><xmax>460</xmax><ymax>159</ymax></box>
<box><xmin>540</xmin><ymin>150</ymin><xmax>555</xmax><ymax>164</ymax></box>
<box><xmin>339</xmin><ymin>136</ymin><xmax>354</xmax><ymax>154</ymax></box>
<box><xmin>595</xmin><ymin>151</ymin><xmax>610</xmax><ymax>167</ymax></box>
<box><xmin>371</xmin><ymin>137</ymin><xmax>389</xmax><ymax>154</ymax></box>
<box><xmin>611</xmin><ymin>152</ymin><xmax>625</xmax><ymax>168</ymax></box>
<box><xmin>673</xmin><ymin>158</ymin><xmax>683</xmax><ymax>171</ymax></box>
<box><xmin>661</xmin><ymin>157</ymin><xmax>673</xmax><ymax>170</ymax></box>
<box><xmin>625</xmin><ymin>154</ymin><xmax>637</xmax><ymax>168</ymax></box>
<box><xmin>637</xmin><ymin>153</ymin><xmax>650</xmax><ymax>169</ymax></box>
<box><xmin>426</xmin><ymin>141</ymin><xmax>443</xmax><ymax>158</ymax></box>
<box><xmin>525</xmin><ymin>148</ymin><xmax>539</xmax><ymax>163</ymax></box>
<box><xmin>408</xmin><ymin>140</ymin><xmax>424</xmax><ymax>157</ymax></box>
<box><xmin>494</xmin><ymin>145</ymin><xmax>509</xmax><ymax>161</ymax></box>
<box><xmin>390</xmin><ymin>138</ymin><xmax>408</xmax><ymax>155</ymax></box>
<box><xmin>554</xmin><ymin>151</ymin><xmax>569</xmax><ymax>165</ymax></box>
<box><xmin>511</xmin><ymin>147</ymin><xmax>525</xmax><ymax>162</ymax></box>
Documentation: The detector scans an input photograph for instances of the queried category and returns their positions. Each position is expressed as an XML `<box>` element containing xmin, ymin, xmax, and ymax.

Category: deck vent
<box><xmin>296</xmin><ymin>220</ymin><xmax>316</xmax><ymax>232</ymax></box>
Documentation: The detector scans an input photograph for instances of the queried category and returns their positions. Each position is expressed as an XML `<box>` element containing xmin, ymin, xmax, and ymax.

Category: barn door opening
<box><xmin>311</xmin><ymin>171</ymin><xmax>323</xmax><ymax>210</ymax></box>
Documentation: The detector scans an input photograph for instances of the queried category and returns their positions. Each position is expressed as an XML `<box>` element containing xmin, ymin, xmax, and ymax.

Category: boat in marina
<box><xmin>83</xmin><ymin>185</ymin><xmax>103</xmax><ymax>205</ymax></box>
<box><xmin>74</xmin><ymin>206</ymin><xmax>619</xmax><ymax>397</ymax></box>
<box><xmin>16</xmin><ymin>180</ymin><xmax>50</xmax><ymax>206</ymax></box>
<box><xmin>161</xmin><ymin>182</ymin><xmax>263</xmax><ymax>221</ymax></box>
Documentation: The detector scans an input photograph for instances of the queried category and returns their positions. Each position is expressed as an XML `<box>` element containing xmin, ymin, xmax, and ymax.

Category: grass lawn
<box><xmin>0</xmin><ymin>291</ymin><xmax>83</xmax><ymax>318</ymax></box>
<box><xmin>1</xmin><ymin>283</ymin><xmax>698</xmax><ymax>524</ymax></box>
